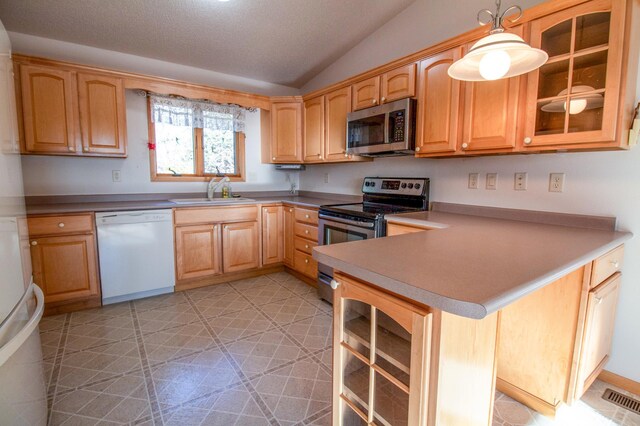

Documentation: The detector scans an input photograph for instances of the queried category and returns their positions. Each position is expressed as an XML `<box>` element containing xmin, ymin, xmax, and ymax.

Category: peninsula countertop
<box><xmin>312</xmin><ymin>210</ymin><xmax>632</xmax><ymax>319</ymax></box>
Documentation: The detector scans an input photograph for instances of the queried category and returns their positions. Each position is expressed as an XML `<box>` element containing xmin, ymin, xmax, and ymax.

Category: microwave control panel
<box><xmin>362</xmin><ymin>177</ymin><xmax>428</xmax><ymax>196</ymax></box>
<box><xmin>389</xmin><ymin>110</ymin><xmax>406</xmax><ymax>143</ymax></box>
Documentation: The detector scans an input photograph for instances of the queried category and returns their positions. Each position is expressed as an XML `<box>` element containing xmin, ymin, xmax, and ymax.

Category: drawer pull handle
<box><xmin>305</xmin><ymin>244</ymin><xmax>309</xmax><ymax>249</ymax></box>
<box><xmin>31</xmin><ymin>241</ymin><xmax>37</xmax><ymax>246</ymax></box>
<box><xmin>289</xmin><ymin>209</ymin><xmax>293</xmax><ymax>212</ymax></box>
<box><xmin>304</xmin><ymin>259</ymin><xmax>309</xmax><ymax>264</ymax></box>
<box><xmin>610</xmin><ymin>260</ymin><xmax>619</xmax><ymax>268</ymax></box>
<box><xmin>58</xmin><ymin>222</ymin><xmax>65</xmax><ymax>228</ymax></box>
<box><xmin>330</xmin><ymin>279</ymin><xmax>340</xmax><ymax>289</ymax></box>
<box><xmin>524</xmin><ymin>137</ymin><xmax>532</xmax><ymax>145</ymax></box>
<box><xmin>305</xmin><ymin>214</ymin><xmax>310</xmax><ymax>218</ymax></box>
<box><xmin>68</xmin><ymin>147</ymin><xmax>75</xmax><ymax>152</ymax></box>
<box><xmin>305</xmin><ymin>230</ymin><xmax>309</xmax><ymax>234</ymax></box>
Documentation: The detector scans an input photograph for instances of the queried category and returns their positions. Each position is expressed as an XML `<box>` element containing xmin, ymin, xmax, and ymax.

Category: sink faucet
<box><xmin>207</xmin><ymin>176</ymin><xmax>230</xmax><ymax>200</ymax></box>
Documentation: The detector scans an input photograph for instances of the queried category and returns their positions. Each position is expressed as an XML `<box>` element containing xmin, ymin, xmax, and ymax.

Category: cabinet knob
<box><xmin>68</xmin><ymin>147</ymin><xmax>75</xmax><ymax>152</ymax></box>
<box><xmin>305</xmin><ymin>230</ymin><xmax>309</xmax><ymax>234</ymax></box>
<box><xmin>317</xmin><ymin>153</ymin><xmax>322</xmax><ymax>158</ymax></box>
<box><xmin>372</xmin><ymin>99</ymin><xmax>377</xmax><ymax>105</ymax></box>
<box><xmin>272</xmin><ymin>157</ymin><xmax>276</xmax><ymax>160</ymax></box>
<box><xmin>461</xmin><ymin>143</ymin><xmax>469</xmax><ymax>149</ymax></box>
<box><xmin>31</xmin><ymin>241</ymin><xmax>37</xmax><ymax>246</ymax></box>
<box><xmin>305</xmin><ymin>214</ymin><xmax>310</xmax><ymax>218</ymax></box>
<box><xmin>415</xmin><ymin>147</ymin><xmax>421</xmax><ymax>152</ymax></box>
<box><xmin>330</xmin><ymin>279</ymin><xmax>340</xmax><ymax>289</ymax></box>
<box><xmin>58</xmin><ymin>222</ymin><xmax>65</xmax><ymax>228</ymax></box>
<box><xmin>524</xmin><ymin>137</ymin><xmax>532</xmax><ymax>145</ymax></box>
<box><xmin>381</xmin><ymin>96</ymin><xmax>386</xmax><ymax>103</ymax></box>
<box><xmin>305</xmin><ymin>244</ymin><xmax>309</xmax><ymax>249</ymax></box>
<box><xmin>610</xmin><ymin>260</ymin><xmax>620</xmax><ymax>268</ymax></box>
<box><xmin>289</xmin><ymin>208</ymin><xmax>293</xmax><ymax>212</ymax></box>
<box><xmin>304</xmin><ymin>258</ymin><xmax>309</xmax><ymax>264</ymax></box>
<box><xmin>82</xmin><ymin>147</ymin><xmax>89</xmax><ymax>152</ymax></box>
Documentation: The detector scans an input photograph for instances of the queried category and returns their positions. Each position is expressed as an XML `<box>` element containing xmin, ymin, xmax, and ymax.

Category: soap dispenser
<box><xmin>221</xmin><ymin>181</ymin><xmax>231</xmax><ymax>198</ymax></box>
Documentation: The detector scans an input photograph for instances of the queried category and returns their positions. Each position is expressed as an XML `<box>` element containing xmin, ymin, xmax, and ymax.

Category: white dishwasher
<box><xmin>96</xmin><ymin>209</ymin><xmax>175</xmax><ymax>305</ymax></box>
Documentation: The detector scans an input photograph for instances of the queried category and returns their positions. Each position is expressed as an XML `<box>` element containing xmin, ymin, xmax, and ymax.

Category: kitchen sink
<box><xmin>169</xmin><ymin>197</ymin><xmax>255</xmax><ymax>205</ymax></box>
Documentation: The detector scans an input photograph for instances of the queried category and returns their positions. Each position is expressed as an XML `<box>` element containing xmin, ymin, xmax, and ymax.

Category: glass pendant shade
<box><xmin>448</xmin><ymin>32</ymin><xmax>549</xmax><ymax>81</ymax></box>
<box><xmin>540</xmin><ymin>86</ymin><xmax>604</xmax><ymax>115</ymax></box>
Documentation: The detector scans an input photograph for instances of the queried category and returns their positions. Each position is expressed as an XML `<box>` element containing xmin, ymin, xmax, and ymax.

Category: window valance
<box><xmin>149</xmin><ymin>95</ymin><xmax>247</xmax><ymax>132</ymax></box>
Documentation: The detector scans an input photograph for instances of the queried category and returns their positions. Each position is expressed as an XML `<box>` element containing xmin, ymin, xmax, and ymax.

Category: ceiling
<box><xmin>0</xmin><ymin>0</ymin><xmax>415</xmax><ymax>88</ymax></box>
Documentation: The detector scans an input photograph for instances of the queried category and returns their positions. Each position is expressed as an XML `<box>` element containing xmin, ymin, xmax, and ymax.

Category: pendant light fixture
<box><xmin>448</xmin><ymin>0</ymin><xmax>548</xmax><ymax>81</ymax></box>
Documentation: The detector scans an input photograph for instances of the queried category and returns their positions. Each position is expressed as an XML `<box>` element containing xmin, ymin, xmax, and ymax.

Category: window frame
<box><xmin>147</xmin><ymin>98</ymin><xmax>246</xmax><ymax>182</ymax></box>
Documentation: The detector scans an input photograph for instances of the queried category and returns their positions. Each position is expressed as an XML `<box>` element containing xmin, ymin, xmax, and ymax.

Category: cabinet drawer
<box><xmin>591</xmin><ymin>245</ymin><xmax>624</xmax><ymax>288</ymax></box>
<box><xmin>28</xmin><ymin>214</ymin><xmax>93</xmax><ymax>236</ymax></box>
<box><xmin>294</xmin><ymin>207</ymin><xmax>318</xmax><ymax>225</ymax></box>
<box><xmin>174</xmin><ymin>205</ymin><xmax>258</xmax><ymax>225</ymax></box>
<box><xmin>294</xmin><ymin>236</ymin><xmax>317</xmax><ymax>255</ymax></box>
<box><xmin>294</xmin><ymin>250</ymin><xmax>317</xmax><ymax>278</ymax></box>
<box><xmin>294</xmin><ymin>222</ymin><xmax>318</xmax><ymax>241</ymax></box>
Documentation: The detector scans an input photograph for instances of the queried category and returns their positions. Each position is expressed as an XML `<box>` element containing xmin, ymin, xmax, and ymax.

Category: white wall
<box><xmin>300</xmin><ymin>0</ymin><xmax>640</xmax><ymax>382</ymax></box>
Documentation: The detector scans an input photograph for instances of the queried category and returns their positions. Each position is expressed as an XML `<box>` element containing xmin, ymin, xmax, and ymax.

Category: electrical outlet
<box><xmin>514</xmin><ymin>172</ymin><xmax>527</xmax><ymax>190</ymax></box>
<box><xmin>112</xmin><ymin>170</ymin><xmax>121</xmax><ymax>182</ymax></box>
<box><xmin>486</xmin><ymin>173</ymin><xmax>497</xmax><ymax>190</ymax></box>
<box><xmin>468</xmin><ymin>173</ymin><xmax>479</xmax><ymax>189</ymax></box>
<box><xmin>549</xmin><ymin>173</ymin><xmax>565</xmax><ymax>192</ymax></box>
<box><xmin>323</xmin><ymin>173</ymin><xmax>329</xmax><ymax>184</ymax></box>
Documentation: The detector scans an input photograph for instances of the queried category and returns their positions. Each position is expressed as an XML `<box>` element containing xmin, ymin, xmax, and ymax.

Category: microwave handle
<box><xmin>384</xmin><ymin>111</ymin><xmax>390</xmax><ymax>144</ymax></box>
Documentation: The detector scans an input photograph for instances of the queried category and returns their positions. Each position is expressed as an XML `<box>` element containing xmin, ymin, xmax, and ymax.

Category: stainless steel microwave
<box><xmin>346</xmin><ymin>98</ymin><xmax>416</xmax><ymax>157</ymax></box>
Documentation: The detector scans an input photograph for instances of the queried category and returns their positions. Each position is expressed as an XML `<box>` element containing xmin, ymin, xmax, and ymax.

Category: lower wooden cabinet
<box><xmin>286</xmin><ymin>206</ymin><xmax>319</xmax><ymax>279</ymax></box>
<box><xmin>283</xmin><ymin>205</ymin><xmax>295</xmax><ymax>267</ymax></box>
<box><xmin>262</xmin><ymin>205</ymin><xmax>283</xmax><ymax>265</ymax></box>
<box><xmin>223</xmin><ymin>221</ymin><xmax>259</xmax><ymax>273</ymax></box>
<box><xmin>175</xmin><ymin>224</ymin><xmax>221</xmax><ymax>281</ymax></box>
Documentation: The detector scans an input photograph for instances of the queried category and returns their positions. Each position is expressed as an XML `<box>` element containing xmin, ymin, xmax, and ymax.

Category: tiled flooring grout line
<box><xmin>51</xmin><ymin>365</ymin><xmax>146</xmax><ymax>401</ymax></box>
<box><xmin>46</xmin><ymin>313</ymin><xmax>71</xmax><ymax>422</ymax></box>
<box><xmin>183</xmin><ymin>290</ymin><xmax>280</xmax><ymax>426</ymax></box>
<box><xmin>302</xmin><ymin>405</ymin><xmax>332</xmax><ymax>425</ymax></box>
<box><xmin>129</xmin><ymin>301</ymin><xmax>164</xmax><ymax>426</ymax></box>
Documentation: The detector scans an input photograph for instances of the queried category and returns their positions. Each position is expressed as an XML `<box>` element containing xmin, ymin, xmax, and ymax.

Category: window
<box><xmin>148</xmin><ymin>95</ymin><xmax>246</xmax><ymax>181</ymax></box>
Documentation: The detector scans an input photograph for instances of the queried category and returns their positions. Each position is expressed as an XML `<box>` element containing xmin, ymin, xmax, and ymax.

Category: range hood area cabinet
<box><xmin>15</xmin><ymin>60</ymin><xmax>127</xmax><ymax>157</ymax></box>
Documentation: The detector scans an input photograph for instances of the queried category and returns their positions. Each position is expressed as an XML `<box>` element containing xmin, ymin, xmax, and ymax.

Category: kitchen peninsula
<box><xmin>313</xmin><ymin>204</ymin><xmax>631</xmax><ymax>425</ymax></box>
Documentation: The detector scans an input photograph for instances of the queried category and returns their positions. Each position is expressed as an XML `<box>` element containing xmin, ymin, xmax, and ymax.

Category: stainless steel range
<box><xmin>316</xmin><ymin>177</ymin><xmax>430</xmax><ymax>302</ymax></box>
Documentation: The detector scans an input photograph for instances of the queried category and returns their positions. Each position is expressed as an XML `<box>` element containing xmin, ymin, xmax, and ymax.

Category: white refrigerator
<box><xmin>0</xmin><ymin>19</ymin><xmax>48</xmax><ymax>426</ymax></box>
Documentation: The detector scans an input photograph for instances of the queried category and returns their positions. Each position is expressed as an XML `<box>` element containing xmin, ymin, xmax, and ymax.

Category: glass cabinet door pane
<box><xmin>541</xmin><ymin>19</ymin><xmax>573</xmax><ymax>58</ymax></box>
<box><xmin>343</xmin><ymin>299</ymin><xmax>372</xmax><ymax>357</ymax></box>
<box><xmin>342</xmin><ymin>402</ymin><xmax>368</xmax><ymax>426</ymax></box>
<box><xmin>537</xmin><ymin>60</ymin><xmax>570</xmax><ymax>99</ymax></box>
<box><xmin>373</xmin><ymin>372</ymin><xmax>409</xmax><ymax>426</ymax></box>
<box><xmin>535</xmin><ymin>101</ymin><xmax>566</xmax><ymax>136</ymax></box>
<box><xmin>572</xmin><ymin>50</ymin><xmax>608</xmax><ymax>91</ymax></box>
<box><xmin>374</xmin><ymin>310</ymin><xmax>411</xmax><ymax>387</ymax></box>
<box><xmin>568</xmin><ymin>98</ymin><xmax>604</xmax><ymax>133</ymax></box>
<box><xmin>575</xmin><ymin>12</ymin><xmax>611</xmax><ymax>52</ymax></box>
<box><xmin>343</xmin><ymin>350</ymin><xmax>370</xmax><ymax>416</ymax></box>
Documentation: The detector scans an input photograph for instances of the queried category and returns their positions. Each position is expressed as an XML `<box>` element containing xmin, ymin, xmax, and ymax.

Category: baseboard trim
<box><xmin>175</xmin><ymin>265</ymin><xmax>285</xmax><ymax>292</ymax></box>
<box><xmin>598</xmin><ymin>370</ymin><xmax>640</xmax><ymax>396</ymax></box>
<box><xmin>496</xmin><ymin>377</ymin><xmax>559</xmax><ymax>417</ymax></box>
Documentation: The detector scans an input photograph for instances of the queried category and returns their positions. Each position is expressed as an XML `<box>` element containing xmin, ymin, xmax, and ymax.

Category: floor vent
<box><xmin>602</xmin><ymin>388</ymin><xmax>640</xmax><ymax>415</ymax></box>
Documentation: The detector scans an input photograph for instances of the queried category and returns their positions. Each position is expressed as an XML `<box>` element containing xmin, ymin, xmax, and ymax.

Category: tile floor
<box><xmin>40</xmin><ymin>272</ymin><xmax>640</xmax><ymax>426</ymax></box>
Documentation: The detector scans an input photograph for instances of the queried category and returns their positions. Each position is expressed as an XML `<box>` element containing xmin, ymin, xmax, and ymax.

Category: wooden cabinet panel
<box><xmin>294</xmin><ymin>222</ymin><xmax>318</xmax><ymax>241</ymax></box>
<box><xmin>283</xmin><ymin>206</ymin><xmax>295</xmax><ymax>267</ymax></box>
<box><xmin>352</xmin><ymin>76</ymin><xmax>380</xmax><ymax>111</ymax></box>
<box><xmin>262</xmin><ymin>206</ymin><xmax>283</xmax><ymax>265</ymax></box>
<box><xmin>415</xmin><ymin>48</ymin><xmax>462</xmax><ymax>155</ymax></box>
<box><xmin>293</xmin><ymin>249</ymin><xmax>317</xmax><ymax>278</ymax></box>
<box><xmin>223</xmin><ymin>221</ymin><xmax>259</xmax><ymax>273</ymax></box>
<box><xmin>20</xmin><ymin>64</ymin><xmax>76</xmax><ymax>154</ymax></box>
<box><xmin>381</xmin><ymin>63</ymin><xmax>417</xmax><ymax>103</ymax></box>
<box><xmin>591</xmin><ymin>245</ymin><xmax>624</xmax><ymax>288</ymax></box>
<box><xmin>303</xmin><ymin>96</ymin><xmax>325</xmax><ymax>162</ymax></box>
<box><xmin>175</xmin><ymin>224</ymin><xmax>221</xmax><ymax>281</ymax></box>
<box><xmin>294</xmin><ymin>206</ymin><xmax>319</xmax><ymax>225</ymax></box>
<box><xmin>294</xmin><ymin>236</ymin><xmax>316</xmax><ymax>255</ymax></box>
<box><xmin>77</xmin><ymin>73</ymin><xmax>127</xmax><ymax>156</ymax></box>
<box><xmin>174</xmin><ymin>205</ymin><xmax>258</xmax><ymax>226</ymax></box>
<box><xmin>30</xmin><ymin>234</ymin><xmax>100</xmax><ymax>304</ymax></box>
<box><xmin>325</xmin><ymin>87</ymin><xmax>352</xmax><ymax>161</ymax></box>
<box><xmin>28</xmin><ymin>214</ymin><xmax>93</xmax><ymax>236</ymax></box>
<box><xmin>270</xmin><ymin>101</ymin><xmax>303</xmax><ymax>163</ymax></box>
<box><xmin>575</xmin><ymin>273</ymin><xmax>621</xmax><ymax>398</ymax></box>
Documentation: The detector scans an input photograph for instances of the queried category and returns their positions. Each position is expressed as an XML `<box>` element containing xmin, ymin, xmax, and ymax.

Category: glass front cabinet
<box><xmin>522</xmin><ymin>0</ymin><xmax>626</xmax><ymax>148</ymax></box>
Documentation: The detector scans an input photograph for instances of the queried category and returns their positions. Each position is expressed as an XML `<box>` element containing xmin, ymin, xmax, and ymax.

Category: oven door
<box><xmin>317</xmin><ymin>215</ymin><xmax>376</xmax><ymax>302</ymax></box>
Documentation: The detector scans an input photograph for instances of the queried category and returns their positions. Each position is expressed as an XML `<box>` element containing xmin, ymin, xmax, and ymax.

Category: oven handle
<box><xmin>318</xmin><ymin>214</ymin><xmax>375</xmax><ymax>229</ymax></box>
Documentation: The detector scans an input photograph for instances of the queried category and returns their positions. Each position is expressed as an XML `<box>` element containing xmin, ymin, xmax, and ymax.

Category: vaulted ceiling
<box><xmin>0</xmin><ymin>0</ymin><xmax>416</xmax><ymax>88</ymax></box>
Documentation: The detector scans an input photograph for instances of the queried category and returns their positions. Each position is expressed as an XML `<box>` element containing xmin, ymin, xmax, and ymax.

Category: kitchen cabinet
<box><xmin>415</xmin><ymin>47</ymin><xmax>463</xmax><ymax>156</ymax></box>
<box><xmin>303</xmin><ymin>96</ymin><xmax>325</xmax><ymax>162</ymax></box>
<box><xmin>352</xmin><ymin>64</ymin><xmax>417</xmax><ymax>111</ymax></box>
<box><xmin>27</xmin><ymin>213</ymin><xmax>101</xmax><ymax>315</ymax></box>
<box><xmin>175</xmin><ymin>224</ymin><xmax>222</xmax><ymax>281</ymax></box>
<box><xmin>270</xmin><ymin>100</ymin><xmax>303</xmax><ymax>163</ymax></box>
<box><xmin>283</xmin><ymin>205</ymin><xmax>295</xmax><ymax>267</ymax></box>
<box><xmin>262</xmin><ymin>205</ymin><xmax>283</xmax><ymax>265</ymax></box>
<box><xmin>521</xmin><ymin>0</ymin><xmax>626</xmax><ymax>150</ymax></box>
<box><xmin>352</xmin><ymin>76</ymin><xmax>381</xmax><ymax>111</ymax></box>
<box><xmin>18</xmin><ymin>63</ymin><xmax>128</xmax><ymax>157</ymax></box>
<box><xmin>286</xmin><ymin>206</ymin><xmax>319</xmax><ymax>280</ymax></box>
<box><xmin>77</xmin><ymin>72</ymin><xmax>127</xmax><ymax>156</ymax></box>
<box><xmin>223</xmin><ymin>221</ymin><xmax>260</xmax><ymax>273</ymax></box>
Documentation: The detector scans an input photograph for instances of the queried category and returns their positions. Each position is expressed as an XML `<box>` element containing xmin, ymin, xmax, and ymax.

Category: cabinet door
<box><xmin>270</xmin><ymin>101</ymin><xmax>303</xmax><ymax>163</ymax></box>
<box><xmin>283</xmin><ymin>206</ymin><xmax>295</xmax><ymax>267</ymax></box>
<box><xmin>262</xmin><ymin>206</ymin><xmax>283</xmax><ymax>265</ymax></box>
<box><xmin>522</xmin><ymin>1</ymin><xmax>624</xmax><ymax>149</ymax></box>
<box><xmin>575</xmin><ymin>273</ymin><xmax>621</xmax><ymax>398</ymax></box>
<box><xmin>352</xmin><ymin>76</ymin><xmax>380</xmax><ymax>111</ymax></box>
<box><xmin>325</xmin><ymin>86</ymin><xmax>352</xmax><ymax>161</ymax></box>
<box><xmin>303</xmin><ymin>96</ymin><xmax>325</xmax><ymax>162</ymax></box>
<box><xmin>415</xmin><ymin>47</ymin><xmax>463</xmax><ymax>155</ymax></box>
<box><xmin>175</xmin><ymin>224</ymin><xmax>221</xmax><ymax>281</ymax></box>
<box><xmin>332</xmin><ymin>273</ymin><xmax>431</xmax><ymax>425</ymax></box>
<box><xmin>30</xmin><ymin>234</ymin><xmax>100</xmax><ymax>303</ymax></box>
<box><xmin>20</xmin><ymin>64</ymin><xmax>77</xmax><ymax>154</ymax></box>
<box><xmin>381</xmin><ymin>63</ymin><xmax>417</xmax><ymax>104</ymax></box>
<box><xmin>461</xmin><ymin>30</ymin><xmax>521</xmax><ymax>153</ymax></box>
<box><xmin>223</xmin><ymin>221</ymin><xmax>259</xmax><ymax>273</ymax></box>
<box><xmin>77</xmin><ymin>73</ymin><xmax>127</xmax><ymax>156</ymax></box>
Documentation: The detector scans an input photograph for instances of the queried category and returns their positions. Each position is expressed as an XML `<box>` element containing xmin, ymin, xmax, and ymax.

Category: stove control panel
<box><xmin>362</xmin><ymin>177</ymin><xmax>428</xmax><ymax>196</ymax></box>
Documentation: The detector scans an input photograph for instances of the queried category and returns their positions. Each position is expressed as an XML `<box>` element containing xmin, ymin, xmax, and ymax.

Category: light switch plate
<box><xmin>468</xmin><ymin>173</ymin><xmax>479</xmax><ymax>189</ymax></box>
<box><xmin>549</xmin><ymin>173</ymin><xmax>565</xmax><ymax>192</ymax></box>
<box><xmin>514</xmin><ymin>172</ymin><xmax>527</xmax><ymax>190</ymax></box>
<box><xmin>486</xmin><ymin>173</ymin><xmax>497</xmax><ymax>190</ymax></box>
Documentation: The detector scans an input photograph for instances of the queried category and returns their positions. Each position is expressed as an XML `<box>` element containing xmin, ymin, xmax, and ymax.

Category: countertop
<box><xmin>313</xmin><ymin>210</ymin><xmax>632</xmax><ymax>319</ymax></box>
<box><xmin>25</xmin><ymin>193</ymin><xmax>360</xmax><ymax>215</ymax></box>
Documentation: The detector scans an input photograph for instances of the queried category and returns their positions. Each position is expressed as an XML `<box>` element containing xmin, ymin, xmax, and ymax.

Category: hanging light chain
<box><xmin>477</xmin><ymin>0</ymin><xmax>523</xmax><ymax>34</ymax></box>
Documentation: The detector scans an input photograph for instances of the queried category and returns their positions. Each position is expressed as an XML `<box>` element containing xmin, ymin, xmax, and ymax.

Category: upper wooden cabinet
<box><xmin>303</xmin><ymin>96</ymin><xmax>325</xmax><ymax>162</ymax></box>
<box><xmin>415</xmin><ymin>47</ymin><xmax>463</xmax><ymax>156</ymax></box>
<box><xmin>20</xmin><ymin>65</ymin><xmax>77</xmax><ymax>154</ymax></box>
<box><xmin>521</xmin><ymin>0</ymin><xmax>627</xmax><ymax>150</ymax></box>
<box><xmin>77</xmin><ymin>73</ymin><xmax>127</xmax><ymax>156</ymax></box>
<box><xmin>18</xmin><ymin>62</ymin><xmax>128</xmax><ymax>157</ymax></box>
<box><xmin>270</xmin><ymin>100</ymin><xmax>303</xmax><ymax>163</ymax></box>
<box><xmin>325</xmin><ymin>87</ymin><xmax>353</xmax><ymax>161</ymax></box>
<box><xmin>352</xmin><ymin>64</ymin><xmax>417</xmax><ymax>111</ymax></box>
